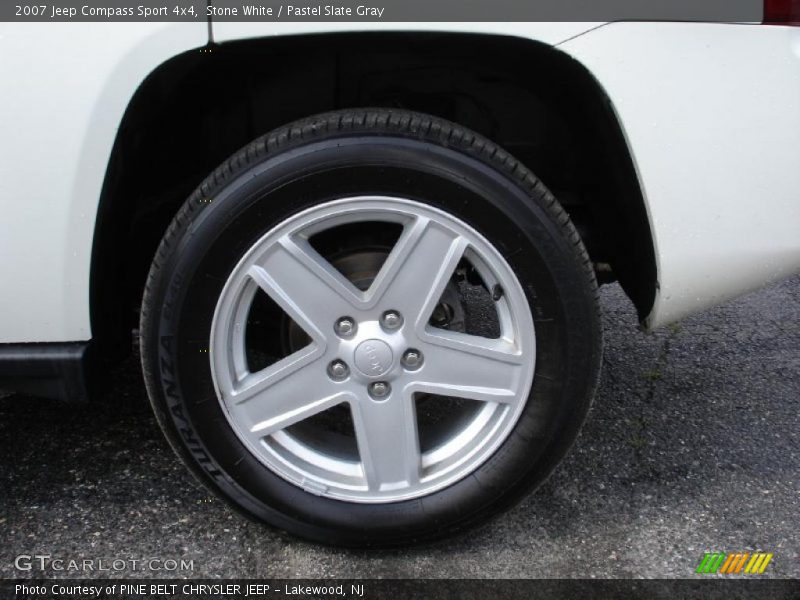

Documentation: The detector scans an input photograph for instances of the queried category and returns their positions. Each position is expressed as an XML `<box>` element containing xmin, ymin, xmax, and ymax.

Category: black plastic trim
<box><xmin>0</xmin><ymin>342</ymin><xmax>91</xmax><ymax>403</ymax></box>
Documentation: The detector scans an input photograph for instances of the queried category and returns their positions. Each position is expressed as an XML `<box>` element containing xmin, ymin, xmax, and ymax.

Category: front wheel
<box><xmin>140</xmin><ymin>109</ymin><xmax>601</xmax><ymax>546</ymax></box>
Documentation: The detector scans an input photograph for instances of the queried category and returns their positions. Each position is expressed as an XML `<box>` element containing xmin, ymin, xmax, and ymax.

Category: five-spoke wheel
<box><xmin>141</xmin><ymin>109</ymin><xmax>601</xmax><ymax>546</ymax></box>
<box><xmin>210</xmin><ymin>197</ymin><xmax>535</xmax><ymax>502</ymax></box>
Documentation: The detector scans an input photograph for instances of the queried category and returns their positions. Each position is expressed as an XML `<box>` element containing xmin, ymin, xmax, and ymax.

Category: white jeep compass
<box><xmin>0</xmin><ymin>10</ymin><xmax>798</xmax><ymax>546</ymax></box>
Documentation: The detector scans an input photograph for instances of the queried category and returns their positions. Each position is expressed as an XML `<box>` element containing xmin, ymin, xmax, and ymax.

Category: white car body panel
<box><xmin>0</xmin><ymin>23</ymin><xmax>206</xmax><ymax>342</ymax></box>
<box><xmin>0</xmin><ymin>20</ymin><xmax>798</xmax><ymax>343</ymax></box>
<box><xmin>560</xmin><ymin>23</ymin><xmax>800</xmax><ymax>327</ymax></box>
<box><xmin>210</xmin><ymin>21</ymin><xmax>604</xmax><ymax>46</ymax></box>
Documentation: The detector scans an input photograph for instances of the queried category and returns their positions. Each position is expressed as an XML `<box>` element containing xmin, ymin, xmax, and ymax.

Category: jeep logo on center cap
<box><xmin>354</xmin><ymin>339</ymin><xmax>393</xmax><ymax>377</ymax></box>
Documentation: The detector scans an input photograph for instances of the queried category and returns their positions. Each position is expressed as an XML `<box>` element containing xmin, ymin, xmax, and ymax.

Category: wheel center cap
<box><xmin>354</xmin><ymin>339</ymin><xmax>393</xmax><ymax>377</ymax></box>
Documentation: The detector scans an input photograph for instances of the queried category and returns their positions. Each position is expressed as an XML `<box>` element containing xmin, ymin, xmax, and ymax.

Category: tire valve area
<box><xmin>492</xmin><ymin>284</ymin><xmax>504</xmax><ymax>302</ymax></box>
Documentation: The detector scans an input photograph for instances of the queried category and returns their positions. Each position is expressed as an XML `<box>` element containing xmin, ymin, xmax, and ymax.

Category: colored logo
<box><xmin>696</xmin><ymin>552</ymin><xmax>773</xmax><ymax>575</ymax></box>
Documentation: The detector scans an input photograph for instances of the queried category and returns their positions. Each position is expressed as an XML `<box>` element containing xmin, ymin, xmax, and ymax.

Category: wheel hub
<box><xmin>353</xmin><ymin>338</ymin><xmax>394</xmax><ymax>378</ymax></box>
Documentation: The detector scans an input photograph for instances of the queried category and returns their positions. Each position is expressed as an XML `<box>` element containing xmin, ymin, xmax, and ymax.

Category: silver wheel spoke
<box><xmin>413</xmin><ymin>330</ymin><xmax>525</xmax><ymax>404</ymax></box>
<box><xmin>368</xmin><ymin>216</ymin><xmax>468</xmax><ymax>325</ymax></box>
<box><xmin>352</xmin><ymin>395</ymin><xmax>420</xmax><ymax>491</ymax></box>
<box><xmin>228</xmin><ymin>360</ymin><xmax>352</xmax><ymax>439</ymax></box>
<box><xmin>249</xmin><ymin>236</ymin><xmax>361</xmax><ymax>340</ymax></box>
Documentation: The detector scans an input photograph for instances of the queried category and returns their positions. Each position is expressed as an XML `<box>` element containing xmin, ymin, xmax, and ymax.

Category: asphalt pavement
<box><xmin>1</xmin><ymin>277</ymin><xmax>798</xmax><ymax>579</ymax></box>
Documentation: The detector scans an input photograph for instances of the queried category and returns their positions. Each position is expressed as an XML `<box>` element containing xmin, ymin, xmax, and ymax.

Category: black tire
<box><xmin>140</xmin><ymin>108</ymin><xmax>601</xmax><ymax>547</ymax></box>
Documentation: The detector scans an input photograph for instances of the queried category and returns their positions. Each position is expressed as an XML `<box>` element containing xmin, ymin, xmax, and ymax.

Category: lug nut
<box><xmin>380</xmin><ymin>310</ymin><xmax>403</xmax><ymax>330</ymax></box>
<box><xmin>368</xmin><ymin>381</ymin><xmax>391</xmax><ymax>399</ymax></box>
<box><xmin>334</xmin><ymin>317</ymin><xmax>356</xmax><ymax>338</ymax></box>
<box><xmin>328</xmin><ymin>360</ymin><xmax>349</xmax><ymax>381</ymax></box>
<box><xmin>401</xmin><ymin>349</ymin><xmax>423</xmax><ymax>370</ymax></box>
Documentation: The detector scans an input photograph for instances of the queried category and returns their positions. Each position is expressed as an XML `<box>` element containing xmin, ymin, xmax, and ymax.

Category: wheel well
<box><xmin>90</xmin><ymin>32</ymin><xmax>656</xmax><ymax>359</ymax></box>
